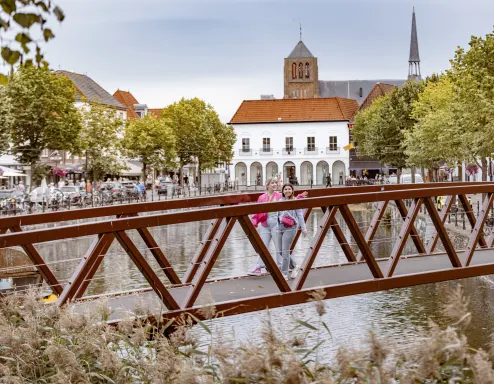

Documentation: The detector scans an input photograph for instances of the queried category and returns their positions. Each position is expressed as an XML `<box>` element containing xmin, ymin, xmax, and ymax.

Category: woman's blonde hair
<box><xmin>265</xmin><ymin>177</ymin><xmax>278</xmax><ymax>190</ymax></box>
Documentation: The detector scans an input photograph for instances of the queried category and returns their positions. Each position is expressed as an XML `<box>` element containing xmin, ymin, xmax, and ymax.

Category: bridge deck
<box><xmin>73</xmin><ymin>248</ymin><xmax>494</xmax><ymax>322</ymax></box>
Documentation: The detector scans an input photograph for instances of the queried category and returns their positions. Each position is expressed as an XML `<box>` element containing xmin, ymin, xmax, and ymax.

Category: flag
<box><xmin>343</xmin><ymin>143</ymin><xmax>354</xmax><ymax>151</ymax></box>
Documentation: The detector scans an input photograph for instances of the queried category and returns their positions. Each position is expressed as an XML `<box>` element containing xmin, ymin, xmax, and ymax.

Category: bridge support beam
<box><xmin>423</xmin><ymin>197</ymin><xmax>462</xmax><ymax>268</ymax></box>
<box><xmin>462</xmin><ymin>193</ymin><xmax>494</xmax><ymax>266</ymax></box>
<box><xmin>426</xmin><ymin>195</ymin><xmax>454</xmax><ymax>254</ymax></box>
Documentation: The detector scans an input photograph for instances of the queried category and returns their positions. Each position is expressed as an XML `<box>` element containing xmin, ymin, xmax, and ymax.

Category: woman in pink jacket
<box><xmin>248</xmin><ymin>177</ymin><xmax>307</xmax><ymax>276</ymax></box>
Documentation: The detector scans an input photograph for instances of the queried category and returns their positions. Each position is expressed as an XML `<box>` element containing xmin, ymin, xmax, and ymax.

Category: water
<box><xmin>33</xmin><ymin>205</ymin><xmax>494</xmax><ymax>359</ymax></box>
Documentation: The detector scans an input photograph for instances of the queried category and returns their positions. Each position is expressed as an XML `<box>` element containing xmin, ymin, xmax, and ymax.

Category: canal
<box><xmin>35</xmin><ymin>205</ymin><xmax>494</xmax><ymax>359</ymax></box>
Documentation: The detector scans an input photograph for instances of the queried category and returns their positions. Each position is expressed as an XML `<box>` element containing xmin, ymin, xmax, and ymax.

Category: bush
<box><xmin>0</xmin><ymin>286</ymin><xmax>493</xmax><ymax>383</ymax></box>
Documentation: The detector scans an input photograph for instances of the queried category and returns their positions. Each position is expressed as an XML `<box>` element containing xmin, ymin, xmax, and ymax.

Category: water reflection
<box><xmin>34</xmin><ymin>205</ymin><xmax>494</xmax><ymax>359</ymax></box>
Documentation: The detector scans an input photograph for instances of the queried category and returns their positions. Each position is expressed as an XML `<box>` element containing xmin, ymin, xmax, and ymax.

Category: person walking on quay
<box><xmin>277</xmin><ymin>183</ymin><xmax>307</xmax><ymax>280</ymax></box>
<box><xmin>248</xmin><ymin>177</ymin><xmax>307</xmax><ymax>276</ymax></box>
<box><xmin>325</xmin><ymin>173</ymin><xmax>332</xmax><ymax>188</ymax></box>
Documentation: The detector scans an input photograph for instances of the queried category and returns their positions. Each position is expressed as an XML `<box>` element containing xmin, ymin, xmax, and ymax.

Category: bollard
<box><xmin>42</xmin><ymin>197</ymin><xmax>45</xmax><ymax>213</ymax></box>
<box><xmin>448</xmin><ymin>213</ymin><xmax>451</xmax><ymax>224</ymax></box>
<box><xmin>455</xmin><ymin>212</ymin><xmax>458</xmax><ymax>227</ymax></box>
<box><xmin>477</xmin><ymin>200</ymin><xmax>480</xmax><ymax>217</ymax></box>
<box><xmin>463</xmin><ymin>214</ymin><xmax>466</xmax><ymax>230</ymax></box>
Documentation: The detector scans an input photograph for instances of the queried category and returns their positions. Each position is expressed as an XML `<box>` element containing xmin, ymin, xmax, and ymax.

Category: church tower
<box><xmin>408</xmin><ymin>8</ymin><xmax>421</xmax><ymax>81</ymax></box>
<box><xmin>284</xmin><ymin>32</ymin><xmax>319</xmax><ymax>99</ymax></box>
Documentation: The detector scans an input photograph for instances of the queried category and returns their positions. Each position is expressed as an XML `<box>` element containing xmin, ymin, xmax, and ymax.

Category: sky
<box><xmin>40</xmin><ymin>0</ymin><xmax>494</xmax><ymax>122</ymax></box>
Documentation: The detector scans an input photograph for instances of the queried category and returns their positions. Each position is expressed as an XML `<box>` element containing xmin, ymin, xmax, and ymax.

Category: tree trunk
<box><xmin>411</xmin><ymin>167</ymin><xmax>416</xmax><ymax>183</ymax></box>
<box><xmin>180</xmin><ymin>164</ymin><xmax>185</xmax><ymax>187</ymax></box>
<box><xmin>457</xmin><ymin>163</ymin><xmax>463</xmax><ymax>181</ymax></box>
<box><xmin>481</xmin><ymin>157</ymin><xmax>488</xmax><ymax>181</ymax></box>
<box><xmin>397</xmin><ymin>168</ymin><xmax>402</xmax><ymax>184</ymax></box>
<box><xmin>198</xmin><ymin>162</ymin><xmax>202</xmax><ymax>188</ymax></box>
<box><xmin>29</xmin><ymin>162</ymin><xmax>35</xmax><ymax>192</ymax></box>
<box><xmin>142</xmin><ymin>162</ymin><xmax>147</xmax><ymax>181</ymax></box>
<box><xmin>420</xmin><ymin>167</ymin><xmax>426</xmax><ymax>181</ymax></box>
<box><xmin>428</xmin><ymin>167</ymin><xmax>434</xmax><ymax>183</ymax></box>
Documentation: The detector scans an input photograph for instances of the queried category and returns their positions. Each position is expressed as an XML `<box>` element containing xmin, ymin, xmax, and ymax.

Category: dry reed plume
<box><xmin>0</xmin><ymin>284</ymin><xmax>493</xmax><ymax>383</ymax></box>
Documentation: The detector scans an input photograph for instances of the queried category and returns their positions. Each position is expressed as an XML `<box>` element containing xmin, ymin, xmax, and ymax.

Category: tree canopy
<box><xmin>0</xmin><ymin>0</ymin><xmax>64</xmax><ymax>84</ymax></box>
<box><xmin>163</xmin><ymin>98</ymin><xmax>235</xmax><ymax>184</ymax></box>
<box><xmin>121</xmin><ymin>115</ymin><xmax>177</xmax><ymax>180</ymax></box>
<box><xmin>0</xmin><ymin>65</ymin><xmax>81</xmax><ymax>187</ymax></box>
<box><xmin>450</xmin><ymin>27</ymin><xmax>494</xmax><ymax>180</ymax></box>
<box><xmin>78</xmin><ymin>102</ymin><xmax>125</xmax><ymax>182</ymax></box>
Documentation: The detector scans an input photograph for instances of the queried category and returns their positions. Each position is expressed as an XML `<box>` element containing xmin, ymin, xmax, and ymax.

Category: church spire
<box><xmin>408</xmin><ymin>7</ymin><xmax>421</xmax><ymax>81</ymax></box>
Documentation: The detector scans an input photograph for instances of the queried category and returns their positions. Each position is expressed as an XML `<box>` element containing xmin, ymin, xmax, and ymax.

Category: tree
<box><xmin>163</xmin><ymin>98</ymin><xmax>235</xmax><ymax>186</ymax></box>
<box><xmin>78</xmin><ymin>103</ymin><xmax>125</xmax><ymax>182</ymax></box>
<box><xmin>0</xmin><ymin>0</ymin><xmax>65</xmax><ymax>84</ymax></box>
<box><xmin>122</xmin><ymin>115</ymin><xmax>177</xmax><ymax>180</ymax></box>
<box><xmin>405</xmin><ymin>75</ymin><xmax>464</xmax><ymax>177</ymax></box>
<box><xmin>450</xmin><ymin>28</ymin><xmax>494</xmax><ymax>181</ymax></box>
<box><xmin>0</xmin><ymin>65</ymin><xmax>81</xmax><ymax>189</ymax></box>
<box><xmin>352</xmin><ymin>80</ymin><xmax>424</xmax><ymax>183</ymax></box>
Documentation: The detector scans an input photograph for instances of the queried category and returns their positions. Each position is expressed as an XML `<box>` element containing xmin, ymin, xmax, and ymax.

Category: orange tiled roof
<box><xmin>148</xmin><ymin>108</ymin><xmax>164</xmax><ymax>118</ymax></box>
<box><xmin>229</xmin><ymin>97</ymin><xmax>359</xmax><ymax>124</ymax></box>
<box><xmin>359</xmin><ymin>83</ymin><xmax>397</xmax><ymax>111</ymax></box>
<box><xmin>113</xmin><ymin>90</ymin><xmax>140</xmax><ymax>119</ymax></box>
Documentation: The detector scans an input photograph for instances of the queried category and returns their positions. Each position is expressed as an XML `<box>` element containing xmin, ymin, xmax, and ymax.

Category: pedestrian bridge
<box><xmin>0</xmin><ymin>182</ymin><xmax>493</xmax><ymax>325</ymax></box>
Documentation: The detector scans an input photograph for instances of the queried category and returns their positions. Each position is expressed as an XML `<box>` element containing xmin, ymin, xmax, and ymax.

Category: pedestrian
<box><xmin>80</xmin><ymin>178</ymin><xmax>86</xmax><ymax>190</ymax></box>
<box><xmin>58</xmin><ymin>179</ymin><xmax>65</xmax><ymax>189</ymax></box>
<box><xmin>248</xmin><ymin>177</ymin><xmax>308</xmax><ymax>276</ymax></box>
<box><xmin>277</xmin><ymin>183</ymin><xmax>307</xmax><ymax>280</ymax></box>
<box><xmin>17</xmin><ymin>181</ymin><xmax>25</xmax><ymax>193</ymax></box>
<box><xmin>325</xmin><ymin>173</ymin><xmax>332</xmax><ymax>188</ymax></box>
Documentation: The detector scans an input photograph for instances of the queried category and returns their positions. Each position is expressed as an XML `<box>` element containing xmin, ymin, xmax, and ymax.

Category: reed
<box><xmin>0</xmin><ymin>285</ymin><xmax>491</xmax><ymax>383</ymax></box>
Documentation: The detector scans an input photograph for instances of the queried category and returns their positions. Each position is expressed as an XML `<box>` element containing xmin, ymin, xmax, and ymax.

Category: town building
<box><xmin>36</xmin><ymin>71</ymin><xmax>135</xmax><ymax>185</ymax></box>
<box><xmin>229</xmin><ymin>97</ymin><xmax>358</xmax><ymax>186</ymax></box>
<box><xmin>230</xmin><ymin>9</ymin><xmax>421</xmax><ymax>185</ymax></box>
<box><xmin>113</xmin><ymin>89</ymin><xmax>164</xmax><ymax>119</ymax></box>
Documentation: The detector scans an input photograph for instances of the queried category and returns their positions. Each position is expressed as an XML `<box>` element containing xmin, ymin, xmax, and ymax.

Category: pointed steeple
<box><xmin>288</xmin><ymin>41</ymin><xmax>314</xmax><ymax>58</ymax></box>
<box><xmin>408</xmin><ymin>7</ymin><xmax>421</xmax><ymax>81</ymax></box>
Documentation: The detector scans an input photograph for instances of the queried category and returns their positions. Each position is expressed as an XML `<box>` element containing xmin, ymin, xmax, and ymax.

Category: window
<box><xmin>263</xmin><ymin>138</ymin><xmax>271</xmax><ymax>152</ymax></box>
<box><xmin>329</xmin><ymin>136</ymin><xmax>338</xmax><ymax>151</ymax></box>
<box><xmin>292</xmin><ymin>63</ymin><xmax>297</xmax><ymax>79</ymax></box>
<box><xmin>298</xmin><ymin>63</ymin><xmax>303</xmax><ymax>79</ymax></box>
<box><xmin>305</xmin><ymin>62</ymin><xmax>310</xmax><ymax>78</ymax></box>
<box><xmin>307</xmin><ymin>137</ymin><xmax>315</xmax><ymax>151</ymax></box>
<box><xmin>241</xmin><ymin>138</ymin><xmax>250</xmax><ymax>152</ymax></box>
<box><xmin>285</xmin><ymin>137</ymin><xmax>293</xmax><ymax>151</ymax></box>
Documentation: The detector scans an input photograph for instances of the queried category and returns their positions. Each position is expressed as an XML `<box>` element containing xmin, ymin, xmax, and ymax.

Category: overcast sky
<box><xmin>42</xmin><ymin>0</ymin><xmax>494</xmax><ymax>122</ymax></box>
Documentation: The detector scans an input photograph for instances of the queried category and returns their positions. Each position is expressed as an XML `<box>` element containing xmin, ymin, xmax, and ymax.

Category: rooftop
<box><xmin>287</xmin><ymin>40</ymin><xmax>314</xmax><ymax>58</ymax></box>
<box><xmin>229</xmin><ymin>97</ymin><xmax>358</xmax><ymax>124</ymax></box>
<box><xmin>56</xmin><ymin>70</ymin><xmax>125</xmax><ymax>110</ymax></box>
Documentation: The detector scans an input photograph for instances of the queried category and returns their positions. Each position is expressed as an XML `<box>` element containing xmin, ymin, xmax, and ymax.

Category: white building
<box><xmin>229</xmin><ymin>97</ymin><xmax>358</xmax><ymax>186</ymax></box>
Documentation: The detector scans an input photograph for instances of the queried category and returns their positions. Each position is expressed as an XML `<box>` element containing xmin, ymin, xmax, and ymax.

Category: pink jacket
<box><xmin>251</xmin><ymin>191</ymin><xmax>304</xmax><ymax>227</ymax></box>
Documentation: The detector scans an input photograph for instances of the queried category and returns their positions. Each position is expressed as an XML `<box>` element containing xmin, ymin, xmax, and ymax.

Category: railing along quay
<box><xmin>0</xmin><ymin>182</ymin><xmax>493</xmax><ymax>324</ymax></box>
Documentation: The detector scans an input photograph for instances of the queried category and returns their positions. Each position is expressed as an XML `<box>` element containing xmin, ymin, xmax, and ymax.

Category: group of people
<box><xmin>249</xmin><ymin>177</ymin><xmax>308</xmax><ymax>280</ymax></box>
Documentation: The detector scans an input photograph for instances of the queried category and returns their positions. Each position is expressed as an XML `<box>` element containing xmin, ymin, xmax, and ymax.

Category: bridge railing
<box><xmin>0</xmin><ymin>182</ymin><xmax>493</xmax><ymax>321</ymax></box>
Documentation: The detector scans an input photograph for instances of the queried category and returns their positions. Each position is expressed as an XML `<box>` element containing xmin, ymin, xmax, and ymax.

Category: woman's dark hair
<box><xmin>281</xmin><ymin>183</ymin><xmax>295</xmax><ymax>199</ymax></box>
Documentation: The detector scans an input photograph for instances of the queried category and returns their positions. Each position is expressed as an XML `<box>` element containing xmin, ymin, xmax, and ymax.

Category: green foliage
<box><xmin>78</xmin><ymin>103</ymin><xmax>126</xmax><ymax>181</ymax></box>
<box><xmin>450</xmin><ymin>27</ymin><xmax>494</xmax><ymax>180</ymax></box>
<box><xmin>405</xmin><ymin>75</ymin><xmax>464</xmax><ymax>168</ymax></box>
<box><xmin>0</xmin><ymin>0</ymin><xmax>64</xmax><ymax>83</ymax></box>
<box><xmin>0</xmin><ymin>65</ymin><xmax>82</xmax><ymax>187</ymax></box>
<box><xmin>352</xmin><ymin>81</ymin><xmax>424</xmax><ymax>177</ymax></box>
<box><xmin>163</xmin><ymin>98</ymin><xmax>235</xmax><ymax>183</ymax></box>
<box><xmin>122</xmin><ymin>115</ymin><xmax>177</xmax><ymax>179</ymax></box>
<box><xmin>31</xmin><ymin>163</ymin><xmax>50</xmax><ymax>182</ymax></box>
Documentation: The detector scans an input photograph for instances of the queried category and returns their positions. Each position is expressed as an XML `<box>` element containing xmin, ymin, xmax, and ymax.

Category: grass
<box><xmin>0</xmin><ymin>285</ymin><xmax>493</xmax><ymax>383</ymax></box>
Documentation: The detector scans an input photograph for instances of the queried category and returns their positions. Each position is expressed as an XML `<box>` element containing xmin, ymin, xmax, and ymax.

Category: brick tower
<box><xmin>284</xmin><ymin>38</ymin><xmax>319</xmax><ymax>99</ymax></box>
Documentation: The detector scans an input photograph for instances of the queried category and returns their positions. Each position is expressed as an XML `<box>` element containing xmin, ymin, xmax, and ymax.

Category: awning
<box><xmin>121</xmin><ymin>161</ymin><xmax>142</xmax><ymax>176</ymax></box>
<box><xmin>0</xmin><ymin>165</ymin><xmax>26</xmax><ymax>177</ymax></box>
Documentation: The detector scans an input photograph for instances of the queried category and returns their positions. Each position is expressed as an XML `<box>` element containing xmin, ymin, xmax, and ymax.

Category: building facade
<box><xmin>229</xmin><ymin>98</ymin><xmax>358</xmax><ymax>186</ymax></box>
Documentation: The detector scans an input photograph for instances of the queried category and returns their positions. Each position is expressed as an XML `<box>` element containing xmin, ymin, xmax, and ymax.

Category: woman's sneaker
<box><xmin>248</xmin><ymin>266</ymin><xmax>262</xmax><ymax>276</ymax></box>
<box><xmin>283</xmin><ymin>274</ymin><xmax>289</xmax><ymax>281</ymax></box>
<box><xmin>290</xmin><ymin>267</ymin><xmax>299</xmax><ymax>279</ymax></box>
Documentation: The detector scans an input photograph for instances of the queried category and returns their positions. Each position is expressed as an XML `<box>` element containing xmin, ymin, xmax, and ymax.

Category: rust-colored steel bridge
<box><xmin>1</xmin><ymin>182</ymin><xmax>494</xmax><ymax>325</ymax></box>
